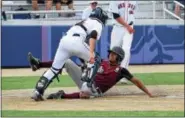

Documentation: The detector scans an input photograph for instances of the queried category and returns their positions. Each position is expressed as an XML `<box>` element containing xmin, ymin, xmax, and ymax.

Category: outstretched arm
<box><xmin>130</xmin><ymin>77</ymin><xmax>153</xmax><ymax>97</ymax></box>
<box><xmin>119</xmin><ymin>68</ymin><xmax>154</xmax><ymax>97</ymax></box>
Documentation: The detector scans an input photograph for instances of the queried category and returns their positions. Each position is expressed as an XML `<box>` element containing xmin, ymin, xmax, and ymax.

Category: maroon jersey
<box><xmin>94</xmin><ymin>60</ymin><xmax>133</xmax><ymax>93</ymax></box>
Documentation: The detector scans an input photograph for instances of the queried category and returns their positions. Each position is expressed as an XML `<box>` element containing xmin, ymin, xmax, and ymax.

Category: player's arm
<box><xmin>108</xmin><ymin>2</ymin><xmax>134</xmax><ymax>34</ymax></box>
<box><xmin>89</xmin><ymin>30</ymin><xmax>98</xmax><ymax>63</ymax></box>
<box><xmin>129</xmin><ymin>77</ymin><xmax>153</xmax><ymax>97</ymax></box>
<box><xmin>120</xmin><ymin>68</ymin><xmax>153</xmax><ymax>97</ymax></box>
<box><xmin>113</xmin><ymin>13</ymin><xmax>130</xmax><ymax>28</ymax></box>
<box><xmin>89</xmin><ymin>24</ymin><xmax>102</xmax><ymax>63</ymax></box>
<box><xmin>108</xmin><ymin>2</ymin><xmax>128</xmax><ymax>27</ymax></box>
<box><xmin>113</xmin><ymin>13</ymin><xmax>134</xmax><ymax>34</ymax></box>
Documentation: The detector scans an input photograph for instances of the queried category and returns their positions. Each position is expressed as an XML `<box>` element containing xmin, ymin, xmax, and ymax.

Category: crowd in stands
<box><xmin>1</xmin><ymin>0</ymin><xmax>184</xmax><ymax>20</ymax></box>
<box><xmin>27</xmin><ymin>0</ymin><xmax>75</xmax><ymax>18</ymax></box>
<box><xmin>1</xmin><ymin>0</ymin><xmax>99</xmax><ymax>20</ymax></box>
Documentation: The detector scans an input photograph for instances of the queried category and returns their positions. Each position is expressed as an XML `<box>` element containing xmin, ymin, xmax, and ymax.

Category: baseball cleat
<box><xmin>119</xmin><ymin>78</ymin><xmax>129</xmax><ymax>84</ymax></box>
<box><xmin>47</xmin><ymin>90</ymin><xmax>65</xmax><ymax>99</ymax></box>
<box><xmin>28</xmin><ymin>52</ymin><xmax>40</xmax><ymax>71</ymax></box>
<box><xmin>31</xmin><ymin>90</ymin><xmax>44</xmax><ymax>101</ymax></box>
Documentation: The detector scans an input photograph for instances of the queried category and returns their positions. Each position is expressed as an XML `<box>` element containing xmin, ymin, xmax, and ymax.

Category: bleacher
<box><xmin>2</xmin><ymin>0</ymin><xmax>184</xmax><ymax>25</ymax></box>
<box><xmin>2</xmin><ymin>1</ymin><xmax>175</xmax><ymax>19</ymax></box>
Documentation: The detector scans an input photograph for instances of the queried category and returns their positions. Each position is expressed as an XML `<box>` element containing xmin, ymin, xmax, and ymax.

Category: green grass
<box><xmin>2</xmin><ymin>72</ymin><xmax>184</xmax><ymax>90</ymax></box>
<box><xmin>2</xmin><ymin>110</ymin><xmax>184</xmax><ymax>117</ymax></box>
<box><xmin>2</xmin><ymin>75</ymin><xmax>75</xmax><ymax>90</ymax></box>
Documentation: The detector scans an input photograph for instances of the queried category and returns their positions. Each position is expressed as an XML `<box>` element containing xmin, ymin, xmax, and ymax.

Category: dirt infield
<box><xmin>2</xmin><ymin>65</ymin><xmax>184</xmax><ymax>111</ymax></box>
<box><xmin>2</xmin><ymin>85</ymin><xmax>184</xmax><ymax>111</ymax></box>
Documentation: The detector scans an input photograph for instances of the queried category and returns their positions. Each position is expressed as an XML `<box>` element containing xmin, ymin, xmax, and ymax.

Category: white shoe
<box><xmin>31</xmin><ymin>90</ymin><xmax>44</xmax><ymax>101</ymax></box>
<box><xmin>119</xmin><ymin>78</ymin><xmax>129</xmax><ymax>84</ymax></box>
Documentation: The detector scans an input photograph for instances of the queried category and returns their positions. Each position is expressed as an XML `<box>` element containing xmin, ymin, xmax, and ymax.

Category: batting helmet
<box><xmin>108</xmin><ymin>46</ymin><xmax>125</xmax><ymax>64</ymax></box>
<box><xmin>89</xmin><ymin>7</ymin><xmax>108</xmax><ymax>25</ymax></box>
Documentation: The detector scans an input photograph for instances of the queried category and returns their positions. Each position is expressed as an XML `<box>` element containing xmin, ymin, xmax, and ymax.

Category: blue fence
<box><xmin>2</xmin><ymin>25</ymin><xmax>184</xmax><ymax>67</ymax></box>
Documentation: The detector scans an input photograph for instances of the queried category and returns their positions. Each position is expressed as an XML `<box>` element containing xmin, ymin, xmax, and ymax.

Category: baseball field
<box><xmin>1</xmin><ymin>64</ymin><xmax>184</xmax><ymax>117</ymax></box>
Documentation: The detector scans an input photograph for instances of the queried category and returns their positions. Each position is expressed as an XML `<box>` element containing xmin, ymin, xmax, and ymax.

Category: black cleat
<box><xmin>47</xmin><ymin>90</ymin><xmax>65</xmax><ymax>99</ymax></box>
<box><xmin>28</xmin><ymin>52</ymin><xmax>40</xmax><ymax>71</ymax></box>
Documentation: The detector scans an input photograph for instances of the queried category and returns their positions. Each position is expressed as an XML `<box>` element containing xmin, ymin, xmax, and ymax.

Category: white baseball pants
<box><xmin>110</xmin><ymin>25</ymin><xmax>134</xmax><ymax>69</ymax></box>
<box><xmin>43</xmin><ymin>34</ymin><xmax>91</xmax><ymax>80</ymax></box>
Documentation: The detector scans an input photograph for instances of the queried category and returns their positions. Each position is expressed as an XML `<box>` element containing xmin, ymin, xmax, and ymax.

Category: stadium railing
<box><xmin>163</xmin><ymin>1</ymin><xmax>184</xmax><ymax>21</ymax></box>
<box><xmin>2</xmin><ymin>1</ymin><xmax>184</xmax><ymax>21</ymax></box>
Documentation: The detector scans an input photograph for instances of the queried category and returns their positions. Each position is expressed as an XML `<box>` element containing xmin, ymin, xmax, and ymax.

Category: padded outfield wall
<box><xmin>2</xmin><ymin>20</ymin><xmax>184</xmax><ymax>67</ymax></box>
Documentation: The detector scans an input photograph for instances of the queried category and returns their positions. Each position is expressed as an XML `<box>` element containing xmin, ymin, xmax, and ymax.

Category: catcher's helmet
<box><xmin>89</xmin><ymin>7</ymin><xmax>108</xmax><ymax>25</ymax></box>
<box><xmin>108</xmin><ymin>46</ymin><xmax>125</xmax><ymax>64</ymax></box>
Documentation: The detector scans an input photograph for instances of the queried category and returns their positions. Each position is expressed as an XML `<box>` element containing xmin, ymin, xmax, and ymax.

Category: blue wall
<box><xmin>2</xmin><ymin>25</ymin><xmax>184</xmax><ymax>67</ymax></box>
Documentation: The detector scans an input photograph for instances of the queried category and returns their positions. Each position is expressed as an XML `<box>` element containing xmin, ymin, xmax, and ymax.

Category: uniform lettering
<box><xmin>129</xmin><ymin>10</ymin><xmax>134</xmax><ymax>14</ymax></box>
<box><xmin>128</xmin><ymin>3</ymin><xmax>135</xmax><ymax>10</ymax></box>
<box><xmin>118</xmin><ymin>3</ymin><xmax>125</xmax><ymax>9</ymax></box>
<box><xmin>118</xmin><ymin>3</ymin><xmax>136</xmax><ymax>10</ymax></box>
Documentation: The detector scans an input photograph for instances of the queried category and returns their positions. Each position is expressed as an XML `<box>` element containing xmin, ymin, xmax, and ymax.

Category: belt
<box><xmin>73</xmin><ymin>33</ymin><xmax>80</xmax><ymax>37</ymax></box>
<box><xmin>114</xmin><ymin>21</ymin><xmax>133</xmax><ymax>27</ymax></box>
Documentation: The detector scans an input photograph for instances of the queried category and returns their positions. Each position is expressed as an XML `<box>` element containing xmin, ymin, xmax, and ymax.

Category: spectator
<box><xmin>60</xmin><ymin>0</ymin><xmax>75</xmax><ymax>17</ymax></box>
<box><xmin>48</xmin><ymin>0</ymin><xmax>75</xmax><ymax>17</ymax></box>
<box><xmin>27</xmin><ymin>0</ymin><xmax>45</xmax><ymax>18</ymax></box>
<box><xmin>28</xmin><ymin>0</ymin><xmax>75</xmax><ymax>18</ymax></box>
<box><xmin>174</xmin><ymin>0</ymin><xmax>185</xmax><ymax>18</ymax></box>
<box><xmin>1</xmin><ymin>1</ymin><xmax>7</xmax><ymax>21</ymax></box>
<box><xmin>2</xmin><ymin>11</ymin><xmax>7</xmax><ymax>20</ymax></box>
<box><xmin>82</xmin><ymin>0</ymin><xmax>98</xmax><ymax>20</ymax></box>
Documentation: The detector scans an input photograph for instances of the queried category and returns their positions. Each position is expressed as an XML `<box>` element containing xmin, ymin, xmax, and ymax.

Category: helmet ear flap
<box><xmin>116</xmin><ymin>56</ymin><xmax>122</xmax><ymax>64</ymax></box>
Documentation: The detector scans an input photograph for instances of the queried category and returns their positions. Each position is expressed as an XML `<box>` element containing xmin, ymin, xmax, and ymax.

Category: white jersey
<box><xmin>48</xmin><ymin>18</ymin><xmax>103</xmax><ymax>74</ymax></box>
<box><xmin>108</xmin><ymin>1</ymin><xmax>137</xmax><ymax>26</ymax></box>
<box><xmin>82</xmin><ymin>6</ymin><xmax>93</xmax><ymax>20</ymax></box>
<box><xmin>66</xmin><ymin>18</ymin><xmax>103</xmax><ymax>42</ymax></box>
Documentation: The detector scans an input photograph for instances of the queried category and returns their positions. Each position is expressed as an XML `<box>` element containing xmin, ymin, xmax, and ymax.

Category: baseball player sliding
<box><xmin>28</xmin><ymin>47</ymin><xmax>154</xmax><ymax>99</ymax></box>
<box><xmin>30</xmin><ymin>7</ymin><xmax>108</xmax><ymax>101</ymax></box>
<box><xmin>108</xmin><ymin>1</ymin><xmax>137</xmax><ymax>84</ymax></box>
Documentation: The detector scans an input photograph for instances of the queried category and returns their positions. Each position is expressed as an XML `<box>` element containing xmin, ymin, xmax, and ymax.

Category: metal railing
<box><xmin>2</xmin><ymin>1</ymin><xmax>109</xmax><ymax>7</ymax></box>
<box><xmin>3</xmin><ymin>1</ymin><xmax>182</xmax><ymax>20</ymax></box>
<box><xmin>163</xmin><ymin>1</ymin><xmax>184</xmax><ymax>21</ymax></box>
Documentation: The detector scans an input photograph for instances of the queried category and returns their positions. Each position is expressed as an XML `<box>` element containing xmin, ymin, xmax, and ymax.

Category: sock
<box><xmin>63</xmin><ymin>92</ymin><xmax>80</xmax><ymax>99</ymax></box>
<box><xmin>40</xmin><ymin>61</ymin><xmax>53</xmax><ymax>68</ymax></box>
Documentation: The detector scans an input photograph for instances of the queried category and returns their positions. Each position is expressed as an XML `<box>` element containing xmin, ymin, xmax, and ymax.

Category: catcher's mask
<box><xmin>108</xmin><ymin>46</ymin><xmax>125</xmax><ymax>64</ymax></box>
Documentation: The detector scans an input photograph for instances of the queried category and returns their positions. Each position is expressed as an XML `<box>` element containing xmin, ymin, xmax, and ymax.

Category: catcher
<box><xmin>28</xmin><ymin>46</ymin><xmax>154</xmax><ymax>99</ymax></box>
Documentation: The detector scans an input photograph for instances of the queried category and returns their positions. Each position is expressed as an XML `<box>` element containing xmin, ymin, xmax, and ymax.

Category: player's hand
<box><xmin>126</xmin><ymin>26</ymin><xmax>135</xmax><ymax>34</ymax></box>
<box><xmin>148</xmin><ymin>93</ymin><xmax>156</xmax><ymax>98</ymax></box>
<box><xmin>89</xmin><ymin>53</ymin><xmax>95</xmax><ymax>64</ymax></box>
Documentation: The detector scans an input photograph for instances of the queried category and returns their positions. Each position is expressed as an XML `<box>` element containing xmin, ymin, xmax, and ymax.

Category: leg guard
<box><xmin>35</xmin><ymin>76</ymin><xmax>51</xmax><ymax>95</ymax></box>
<box><xmin>32</xmin><ymin>76</ymin><xmax>52</xmax><ymax>101</ymax></box>
<box><xmin>37</xmin><ymin>66</ymin><xmax>62</xmax><ymax>94</ymax></box>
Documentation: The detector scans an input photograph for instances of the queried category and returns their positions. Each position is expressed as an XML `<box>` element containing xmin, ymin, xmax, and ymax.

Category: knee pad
<box><xmin>35</xmin><ymin>66</ymin><xmax>62</xmax><ymax>95</ymax></box>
